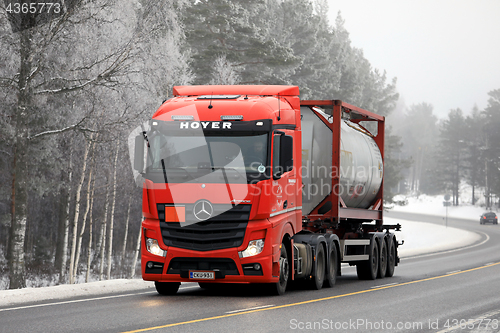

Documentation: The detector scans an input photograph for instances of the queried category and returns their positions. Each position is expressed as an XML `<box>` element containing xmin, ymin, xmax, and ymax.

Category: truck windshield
<box><xmin>145</xmin><ymin>132</ymin><xmax>269</xmax><ymax>184</ymax></box>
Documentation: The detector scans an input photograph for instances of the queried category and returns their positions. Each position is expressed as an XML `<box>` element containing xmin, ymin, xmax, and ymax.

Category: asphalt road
<box><xmin>2</xmin><ymin>212</ymin><xmax>500</xmax><ymax>333</ymax></box>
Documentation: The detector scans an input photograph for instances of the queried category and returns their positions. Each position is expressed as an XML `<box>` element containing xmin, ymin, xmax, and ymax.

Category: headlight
<box><xmin>146</xmin><ymin>238</ymin><xmax>167</xmax><ymax>257</ymax></box>
<box><xmin>239</xmin><ymin>239</ymin><xmax>265</xmax><ymax>258</ymax></box>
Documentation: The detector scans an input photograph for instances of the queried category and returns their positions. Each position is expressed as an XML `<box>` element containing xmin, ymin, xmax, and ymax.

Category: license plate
<box><xmin>189</xmin><ymin>271</ymin><xmax>215</xmax><ymax>280</ymax></box>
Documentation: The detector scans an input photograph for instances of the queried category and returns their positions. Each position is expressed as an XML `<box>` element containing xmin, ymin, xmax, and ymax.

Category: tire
<box><xmin>155</xmin><ymin>282</ymin><xmax>180</xmax><ymax>295</ymax></box>
<box><xmin>309</xmin><ymin>245</ymin><xmax>325</xmax><ymax>290</ymax></box>
<box><xmin>325</xmin><ymin>244</ymin><xmax>338</xmax><ymax>288</ymax></box>
<box><xmin>377</xmin><ymin>239</ymin><xmax>388</xmax><ymax>279</ymax></box>
<box><xmin>386</xmin><ymin>238</ymin><xmax>396</xmax><ymax>277</ymax></box>
<box><xmin>270</xmin><ymin>244</ymin><xmax>289</xmax><ymax>295</ymax></box>
<box><xmin>356</xmin><ymin>239</ymin><xmax>379</xmax><ymax>280</ymax></box>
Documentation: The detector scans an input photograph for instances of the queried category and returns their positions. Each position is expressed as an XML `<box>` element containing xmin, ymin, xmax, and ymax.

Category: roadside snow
<box><xmin>391</xmin><ymin>217</ymin><xmax>480</xmax><ymax>258</ymax></box>
<box><xmin>0</xmin><ymin>279</ymin><xmax>155</xmax><ymax>307</ymax></box>
<box><xmin>1</xmin><ymin>196</ymin><xmax>485</xmax><ymax>308</ymax></box>
<box><xmin>391</xmin><ymin>194</ymin><xmax>497</xmax><ymax>220</ymax></box>
<box><xmin>390</xmin><ymin>194</ymin><xmax>487</xmax><ymax>257</ymax></box>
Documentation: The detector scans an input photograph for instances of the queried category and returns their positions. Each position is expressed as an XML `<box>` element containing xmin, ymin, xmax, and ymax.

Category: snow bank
<box><xmin>391</xmin><ymin>194</ymin><xmax>497</xmax><ymax>220</ymax></box>
<box><xmin>391</xmin><ymin>217</ymin><xmax>481</xmax><ymax>257</ymax></box>
<box><xmin>0</xmin><ymin>279</ymin><xmax>154</xmax><ymax>307</ymax></box>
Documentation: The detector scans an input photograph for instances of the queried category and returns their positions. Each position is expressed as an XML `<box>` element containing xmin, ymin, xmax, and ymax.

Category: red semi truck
<box><xmin>132</xmin><ymin>85</ymin><xmax>400</xmax><ymax>295</ymax></box>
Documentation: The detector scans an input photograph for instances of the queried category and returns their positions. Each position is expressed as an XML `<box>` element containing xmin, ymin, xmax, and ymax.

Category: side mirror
<box><xmin>134</xmin><ymin>135</ymin><xmax>144</xmax><ymax>172</ymax></box>
<box><xmin>281</xmin><ymin>135</ymin><xmax>293</xmax><ymax>173</ymax></box>
<box><xmin>273</xmin><ymin>133</ymin><xmax>293</xmax><ymax>180</ymax></box>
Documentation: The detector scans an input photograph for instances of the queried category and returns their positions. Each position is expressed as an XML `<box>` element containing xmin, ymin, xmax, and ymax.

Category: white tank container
<box><xmin>301</xmin><ymin>106</ymin><xmax>383</xmax><ymax>215</ymax></box>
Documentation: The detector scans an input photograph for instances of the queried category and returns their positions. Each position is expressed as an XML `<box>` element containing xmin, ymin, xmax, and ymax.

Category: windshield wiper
<box><xmin>160</xmin><ymin>160</ymin><xmax>168</xmax><ymax>183</ymax></box>
<box><xmin>211</xmin><ymin>166</ymin><xmax>244</xmax><ymax>177</ymax></box>
<box><xmin>160</xmin><ymin>162</ymin><xmax>192</xmax><ymax>182</ymax></box>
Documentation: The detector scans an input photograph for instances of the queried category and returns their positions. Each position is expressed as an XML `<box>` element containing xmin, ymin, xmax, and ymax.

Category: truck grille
<box><xmin>159</xmin><ymin>204</ymin><xmax>250</xmax><ymax>251</ymax></box>
<box><xmin>167</xmin><ymin>258</ymin><xmax>239</xmax><ymax>276</ymax></box>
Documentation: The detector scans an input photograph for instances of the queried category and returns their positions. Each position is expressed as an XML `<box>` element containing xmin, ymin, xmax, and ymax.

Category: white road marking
<box><xmin>225</xmin><ymin>304</ymin><xmax>275</xmax><ymax>314</ymax></box>
<box><xmin>446</xmin><ymin>270</ymin><xmax>461</xmax><ymax>274</ymax></box>
<box><xmin>0</xmin><ymin>283</ymin><xmax>216</xmax><ymax>312</ymax></box>
<box><xmin>179</xmin><ymin>286</ymin><xmax>200</xmax><ymax>290</ymax></box>
<box><xmin>0</xmin><ymin>283</ymin><xmax>238</xmax><ymax>313</ymax></box>
<box><xmin>0</xmin><ymin>291</ymin><xmax>153</xmax><ymax>312</ymax></box>
<box><xmin>370</xmin><ymin>283</ymin><xmax>397</xmax><ymax>289</ymax></box>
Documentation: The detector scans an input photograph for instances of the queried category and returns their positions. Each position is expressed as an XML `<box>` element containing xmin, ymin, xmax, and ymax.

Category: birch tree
<box><xmin>56</xmin><ymin>137</ymin><xmax>72</xmax><ymax>284</ymax></box>
<box><xmin>130</xmin><ymin>227</ymin><xmax>142</xmax><ymax>279</ymax></box>
<box><xmin>86</xmin><ymin>164</ymin><xmax>96</xmax><ymax>283</ymax></box>
<box><xmin>68</xmin><ymin>138</ymin><xmax>92</xmax><ymax>284</ymax></box>
<box><xmin>99</xmin><ymin>187</ymin><xmax>109</xmax><ymax>281</ymax></box>
<box><xmin>106</xmin><ymin>141</ymin><xmax>119</xmax><ymax>280</ymax></box>
<box><xmin>121</xmin><ymin>196</ymin><xmax>132</xmax><ymax>273</ymax></box>
<box><xmin>73</xmin><ymin>163</ymin><xmax>94</xmax><ymax>280</ymax></box>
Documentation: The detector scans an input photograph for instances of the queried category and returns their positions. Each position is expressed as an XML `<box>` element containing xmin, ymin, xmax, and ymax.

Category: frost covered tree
<box><xmin>210</xmin><ymin>54</ymin><xmax>239</xmax><ymax>85</ymax></box>
<box><xmin>0</xmin><ymin>0</ymin><xmax>192</xmax><ymax>288</ymax></box>
<box><xmin>0</xmin><ymin>0</ymin><xmax>143</xmax><ymax>289</ymax></box>
<box><xmin>397</xmin><ymin>103</ymin><xmax>439</xmax><ymax>193</ymax></box>
<box><xmin>182</xmin><ymin>0</ymin><xmax>297</xmax><ymax>84</ymax></box>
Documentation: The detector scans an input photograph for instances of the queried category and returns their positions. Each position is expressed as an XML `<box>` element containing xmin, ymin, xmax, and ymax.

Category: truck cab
<box><xmin>133</xmin><ymin>86</ymin><xmax>302</xmax><ymax>294</ymax></box>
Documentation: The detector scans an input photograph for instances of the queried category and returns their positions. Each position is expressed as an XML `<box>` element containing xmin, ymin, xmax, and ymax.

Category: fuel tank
<box><xmin>301</xmin><ymin>106</ymin><xmax>383</xmax><ymax>214</ymax></box>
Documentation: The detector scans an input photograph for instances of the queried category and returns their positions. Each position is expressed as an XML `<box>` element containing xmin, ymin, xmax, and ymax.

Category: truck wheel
<box><xmin>385</xmin><ymin>239</ymin><xmax>396</xmax><ymax>277</ymax></box>
<box><xmin>325</xmin><ymin>244</ymin><xmax>338</xmax><ymax>288</ymax></box>
<box><xmin>155</xmin><ymin>282</ymin><xmax>180</xmax><ymax>295</ymax></box>
<box><xmin>309</xmin><ymin>245</ymin><xmax>325</xmax><ymax>290</ymax></box>
<box><xmin>377</xmin><ymin>239</ymin><xmax>388</xmax><ymax>278</ymax></box>
<box><xmin>271</xmin><ymin>244</ymin><xmax>289</xmax><ymax>295</ymax></box>
<box><xmin>356</xmin><ymin>240</ymin><xmax>379</xmax><ymax>280</ymax></box>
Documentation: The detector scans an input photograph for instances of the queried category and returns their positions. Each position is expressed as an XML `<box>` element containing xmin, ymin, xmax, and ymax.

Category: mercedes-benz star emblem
<box><xmin>193</xmin><ymin>200</ymin><xmax>213</xmax><ymax>221</ymax></box>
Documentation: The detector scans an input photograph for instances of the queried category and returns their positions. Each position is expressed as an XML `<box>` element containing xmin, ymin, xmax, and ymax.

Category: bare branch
<box><xmin>34</xmin><ymin>76</ymin><xmax>101</xmax><ymax>95</ymax></box>
<box><xmin>0</xmin><ymin>77</ymin><xmax>18</xmax><ymax>89</ymax></box>
<box><xmin>34</xmin><ymin>40</ymin><xmax>135</xmax><ymax>95</ymax></box>
<box><xmin>28</xmin><ymin>118</ymin><xmax>97</xmax><ymax>140</ymax></box>
<box><xmin>0</xmin><ymin>149</ymin><xmax>12</xmax><ymax>157</ymax></box>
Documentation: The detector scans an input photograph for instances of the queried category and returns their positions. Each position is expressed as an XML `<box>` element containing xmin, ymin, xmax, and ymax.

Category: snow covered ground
<box><xmin>1</xmin><ymin>195</ymin><xmax>491</xmax><ymax>308</ymax></box>
<box><xmin>389</xmin><ymin>194</ymin><xmax>492</xmax><ymax>258</ymax></box>
<box><xmin>391</xmin><ymin>193</ymin><xmax>497</xmax><ymax>220</ymax></box>
<box><xmin>390</xmin><ymin>217</ymin><xmax>480</xmax><ymax>258</ymax></box>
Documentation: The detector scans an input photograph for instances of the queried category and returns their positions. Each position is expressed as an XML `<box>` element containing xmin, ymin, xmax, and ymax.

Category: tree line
<box><xmin>393</xmin><ymin>91</ymin><xmax>500</xmax><ymax>207</ymax></box>
<box><xmin>0</xmin><ymin>0</ymin><xmax>402</xmax><ymax>289</ymax></box>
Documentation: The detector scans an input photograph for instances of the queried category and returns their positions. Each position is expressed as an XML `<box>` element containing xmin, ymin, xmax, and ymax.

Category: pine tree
<box><xmin>482</xmin><ymin>89</ymin><xmax>500</xmax><ymax>208</ymax></box>
<box><xmin>400</xmin><ymin>103</ymin><xmax>439</xmax><ymax>194</ymax></box>
<box><xmin>182</xmin><ymin>0</ymin><xmax>297</xmax><ymax>84</ymax></box>
<box><xmin>437</xmin><ymin>109</ymin><xmax>468</xmax><ymax>205</ymax></box>
<box><xmin>464</xmin><ymin>106</ymin><xmax>486</xmax><ymax>204</ymax></box>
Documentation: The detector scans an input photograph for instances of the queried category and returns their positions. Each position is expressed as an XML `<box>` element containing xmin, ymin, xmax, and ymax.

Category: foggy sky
<box><xmin>328</xmin><ymin>0</ymin><xmax>500</xmax><ymax>118</ymax></box>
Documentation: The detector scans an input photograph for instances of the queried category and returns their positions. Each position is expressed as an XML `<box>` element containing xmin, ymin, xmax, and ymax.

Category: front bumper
<box><xmin>141</xmin><ymin>218</ymin><xmax>280</xmax><ymax>284</ymax></box>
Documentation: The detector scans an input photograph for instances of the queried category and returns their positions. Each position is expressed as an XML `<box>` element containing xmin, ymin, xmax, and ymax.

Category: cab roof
<box><xmin>173</xmin><ymin>85</ymin><xmax>300</xmax><ymax>97</ymax></box>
